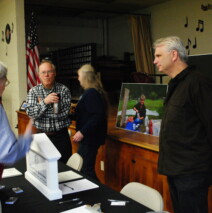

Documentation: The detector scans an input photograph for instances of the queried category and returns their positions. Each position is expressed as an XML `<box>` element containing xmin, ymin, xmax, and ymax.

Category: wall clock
<box><xmin>5</xmin><ymin>24</ymin><xmax>11</xmax><ymax>44</ymax></box>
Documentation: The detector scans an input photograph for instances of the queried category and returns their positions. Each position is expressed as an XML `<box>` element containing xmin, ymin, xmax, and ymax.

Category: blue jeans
<box><xmin>167</xmin><ymin>173</ymin><xmax>212</xmax><ymax>213</ymax></box>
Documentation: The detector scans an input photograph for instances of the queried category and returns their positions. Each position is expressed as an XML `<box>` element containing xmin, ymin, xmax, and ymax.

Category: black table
<box><xmin>0</xmin><ymin>159</ymin><xmax>152</xmax><ymax>213</ymax></box>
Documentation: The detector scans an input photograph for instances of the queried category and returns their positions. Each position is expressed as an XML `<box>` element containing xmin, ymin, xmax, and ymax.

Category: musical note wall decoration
<box><xmin>201</xmin><ymin>4</ymin><xmax>212</xmax><ymax>11</ymax></box>
<box><xmin>183</xmin><ymin>15</ymin><xmax>201</xmax><ymax>52</ymax></box>
<box><xmin>186</xmin><ymin>38</ymin><xmax>191</xmax><ymax>49</ymax></box>
<box><xmin>184</xmin><ymin>16</ymin><xmax>188</xmax><ymax>27</ymax></box>
<box><xmin>193</xmin><ymin>37</ymin><xmax>197</xmax><ymax>49</ymax></box>
<box><xmin>196</xmin><ymin>20</ymin><xmax>204</xmax><ymax>32</ymax></box>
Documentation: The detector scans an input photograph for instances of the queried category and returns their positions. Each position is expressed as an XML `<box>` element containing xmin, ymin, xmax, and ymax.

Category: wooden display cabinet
<box><xmin>104</xmin><ymin>137</ymin><xmax>173</xmax><ymax>211</ymax></box>
<box><xmin>16</xmin><ymin>111</ymin><xmax>37</xmax><ymax>135</ymax></box>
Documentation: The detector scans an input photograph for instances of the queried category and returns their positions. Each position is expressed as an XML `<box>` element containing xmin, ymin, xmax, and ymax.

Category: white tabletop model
<box><xmin>25</xmin><ymin>133</ymin><xmax>62</xmax><ymax>200</ymax></box>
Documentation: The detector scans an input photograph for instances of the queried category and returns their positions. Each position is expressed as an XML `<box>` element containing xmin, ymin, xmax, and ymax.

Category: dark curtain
<box><xmin>130</xmin><ymin>15</ymin><xmax>155</xmax><ymax>75</ymax></box>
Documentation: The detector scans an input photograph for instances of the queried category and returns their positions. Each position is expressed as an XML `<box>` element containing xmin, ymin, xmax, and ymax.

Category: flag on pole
<box><xmin>26</xmin><ymin>12</ymin><xmax>40</xmax><ymax>91</ymax></box>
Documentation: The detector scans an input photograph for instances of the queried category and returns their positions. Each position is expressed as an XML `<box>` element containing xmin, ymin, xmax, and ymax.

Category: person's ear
<box><xmin>171</xmin><ymin>50</ymin><xmax>178</xmax><ymax>62</ymax></box>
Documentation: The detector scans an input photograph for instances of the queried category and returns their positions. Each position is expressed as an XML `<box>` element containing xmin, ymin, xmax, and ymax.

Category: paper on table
<box><xmin>58</xmin><ymin>171</ymin><xmax>83</xmax><ymax>183</ymax></box>
<box><xmin>60</xmin><ymin>205</ymin><xmax>88</xmax><ymax>213</ymax></box>
<box><xmin>2</xmin><ymin>168</ymin><xmax>22</xmax><ymax>178</ymax></box>
<box><xmin>59</xmin><ymin>179</ymin><xmax>99</xmax><ymax>195</ymax></box>
<box><xmin>60</xmin><ymin>205</ymin><xmax>102</xmax><ymax>213</ymax></box>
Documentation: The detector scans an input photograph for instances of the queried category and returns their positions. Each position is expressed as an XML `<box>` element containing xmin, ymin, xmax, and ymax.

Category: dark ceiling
<box><xmin>25</xmin><ymin>0</ymin><xmax>170</xmax><ymax>18</ymax></box>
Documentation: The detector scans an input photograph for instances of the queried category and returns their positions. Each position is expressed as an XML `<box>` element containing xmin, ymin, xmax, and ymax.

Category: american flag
<box><xmin>26</xmin><ymin>12</ymin><xmax>40</xmax><ymax>91</ymax></box>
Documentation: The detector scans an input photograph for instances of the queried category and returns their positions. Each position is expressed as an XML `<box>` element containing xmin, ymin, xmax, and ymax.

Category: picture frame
<box><xmin>116</xmin><ymin>83</ymin><xmax>168</xmax><ymax>137</ymax></box>
<box><xmin>19</xmin><ymin>101</ymin><xmax>27</xmax><ymax>111</ymax></box>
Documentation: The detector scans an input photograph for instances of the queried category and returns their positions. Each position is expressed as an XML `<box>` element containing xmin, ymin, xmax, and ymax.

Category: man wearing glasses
<box><xmin>26</xmin><ymin>59</ymin><xmax>72</xmax><ymax>163</ymax></box>
<box><xmin>0</xmin><ymin>61</ymin><xmax>33</xmax><ymax>178</ymax></box>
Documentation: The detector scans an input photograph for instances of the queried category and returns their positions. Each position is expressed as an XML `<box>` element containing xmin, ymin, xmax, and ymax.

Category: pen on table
<box><xmin>107</xmin><ymin>199</ymin><xmax>130</xmax><ymax>203</ymax></box>
<box><xmin>63</xmin><ymin>183</ymin><xmax>74</xmax><ymax>190</ymax></box>
<box><xmin>58</xmin><ymin>198</ymin><xmax>80</xmax><ymax>205</ymax></box>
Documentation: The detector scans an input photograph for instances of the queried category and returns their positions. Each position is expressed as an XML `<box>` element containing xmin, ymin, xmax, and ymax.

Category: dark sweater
<box><xmin>75</xmin><ymin>88</ymin><xmax>107</xmax><ymax>146</ymax></box>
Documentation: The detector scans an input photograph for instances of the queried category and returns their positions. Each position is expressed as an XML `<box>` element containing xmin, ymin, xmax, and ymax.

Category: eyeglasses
<box><xmin>5</xmin><ymin>79</ymin><xmax>10</xmax><ymax>87</ymax></box>
<box><xmin>39</xmin><ymin>70</ymin><xmax>55</xmax><ymax>75</ymax></box>
<box><xmin>0</xmin><ymin>78</ymin><xmax>10</xmax><ymax>87</ymax></box>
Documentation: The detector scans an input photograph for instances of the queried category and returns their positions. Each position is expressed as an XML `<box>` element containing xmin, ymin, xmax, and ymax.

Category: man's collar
<box><xmin>172</xmin><ymin>66</ymin><xmax>190</xmax><ymax>82</ymax></box>
<box><xmin>42</xmin><ymin>82</ymin><xmax>55</xmax><ymax>90</ymax></box>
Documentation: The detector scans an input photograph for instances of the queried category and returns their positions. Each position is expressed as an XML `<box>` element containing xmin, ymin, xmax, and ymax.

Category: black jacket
<box><xmin>75</xmin><ymin>88</ymin><xmax>107</xmax><ymax>146</ymax></box>
<box><xmin>134</xmin><ymin>102</ymin><xmax>146</xmax><ymax>119</ymax></box>
<box><xmin>158</xmin><ymin>66</ymin><xmax>212</xmax><ymax>176</ymax></box>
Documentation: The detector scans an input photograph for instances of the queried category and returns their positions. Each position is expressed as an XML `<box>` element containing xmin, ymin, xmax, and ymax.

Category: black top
<box><xmin>134</xmin><ymin>102</ymin><xmax>146</xmax><ymax>119</ymax></box>
<box><xmin>158</xmin><ymin>66</ymin><xmax>212</xmax><ymax>176</ymax></box>
<box><xmin>76</xmin><ymin>88</ymin><xmax>107</xmax><ymax>146</ymax></box>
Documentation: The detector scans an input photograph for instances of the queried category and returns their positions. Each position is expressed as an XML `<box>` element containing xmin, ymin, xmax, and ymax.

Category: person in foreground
<box><xmin>26</xmin><ymin>59</ymin><xmax>72</xmax><ymax>163</ymax></box>
<box><xmin>153</xmin><ymin>36</ymin><xmax>212</xmax><ymax>213</ymax></box>
<box><xmin>72</xmin><ymin>64</ymin><xmax>108</xmax><ymax>181</ymax></box>
<box><xmin>0</xmin><ymin>61</ymin><xmax>33</xmax><ymax>178</ymax></box>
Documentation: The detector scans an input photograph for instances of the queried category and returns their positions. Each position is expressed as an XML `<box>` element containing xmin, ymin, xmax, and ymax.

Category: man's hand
<box><xmin>44</xmin><ymin>93</ymin><xmax>59</xmax><ymax>104</ymax></box>
<box><xmin>133</xmin><ymin>107</ymin><xmax>138</xmax><ymax>112</ymax></box>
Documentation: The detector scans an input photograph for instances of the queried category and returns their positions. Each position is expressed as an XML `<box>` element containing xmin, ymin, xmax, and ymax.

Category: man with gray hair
<box><xmin>0</xmin><ymin>61</ymin><xmax>33</xmax><ymax>178</ymax></box>
<box><xmin>154</xmin><ymin>36</ymin><xmax>212</xmax><ymax>213</ymax></box>
<box><xmin>26</xmin><ymin>59</ymin><xmax>72</xmax><ymax>163</ymax></box>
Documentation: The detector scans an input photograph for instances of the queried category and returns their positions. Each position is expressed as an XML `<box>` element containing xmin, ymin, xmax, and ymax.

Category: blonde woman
<box><xmin>72</xmin><ymin>64</ymin><xmax>108</xmax><ymax>181</ymax></box>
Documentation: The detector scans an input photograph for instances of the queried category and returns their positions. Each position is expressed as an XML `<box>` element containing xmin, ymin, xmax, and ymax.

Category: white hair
<box><xmin>154</xmin><ymin>36</ymin><xmax>188</xmax><ymax>62</ymax></box>
<box><xmin>0</xmin><ymin>61</ymin><xmax>8</xmax><ymax>79</ymax></box>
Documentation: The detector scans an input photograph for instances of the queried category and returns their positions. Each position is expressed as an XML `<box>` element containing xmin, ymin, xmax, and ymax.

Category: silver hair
<box><xmin>39</xmin><ymin>59</ymin><xmax>56</xmax><ymax>71</ymax></box>
<box><xmin>0</xmin><ymin>61</ymin><xmax>8</xmax><ymax>79</ymax></box>
<box><xmin>153</xmin><ymin>36</ymin><xmax>188</xmax><ymax>62</ymax></box>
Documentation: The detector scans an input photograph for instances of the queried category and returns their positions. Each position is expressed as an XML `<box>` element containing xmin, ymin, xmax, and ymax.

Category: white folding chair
<box><xmin>120</xmin><ymin>182</ymin><xmax>164</xmax><ymax>211</ymax></box>
<box><xmin>66</xmin><ymin>153</ymin><xmax>83</xmax><ymax>171</ymax></box>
